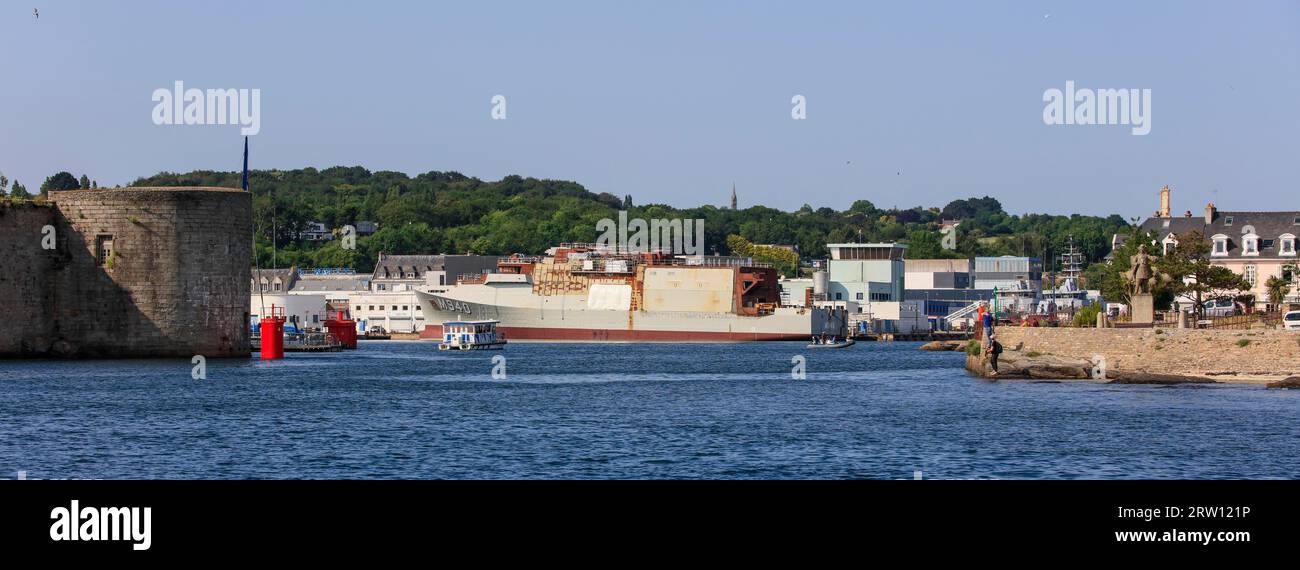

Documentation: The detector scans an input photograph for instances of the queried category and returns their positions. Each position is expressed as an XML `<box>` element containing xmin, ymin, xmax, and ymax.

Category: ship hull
<box><xmin>415</xmin><ymin>287</ymin><xmax>840</xmax><ymax>343</ymax></box>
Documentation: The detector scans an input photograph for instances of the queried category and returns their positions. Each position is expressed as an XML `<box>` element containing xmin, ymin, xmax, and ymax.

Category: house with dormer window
<box><xmin>1128</xmin><ymin>186</ymin><xmax>1299</xmax><ymax>310</ymax></box>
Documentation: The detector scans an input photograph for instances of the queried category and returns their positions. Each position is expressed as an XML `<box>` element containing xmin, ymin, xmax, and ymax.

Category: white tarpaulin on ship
<box><xmin>587</xmin><ymin>283</ymin><xmax>632</xmax><ymax>311</ymax></box>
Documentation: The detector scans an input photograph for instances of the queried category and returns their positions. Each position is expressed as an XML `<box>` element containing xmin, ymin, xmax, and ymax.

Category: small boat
<box><xmin>805</xmin><ymin>337</ymin><xmax>856</xmax><ymax>349</ymax></box>
<box><xmin>438</xmin><ymin>320</ymin><xmax>507</xmax><ymax>351</ymax></box>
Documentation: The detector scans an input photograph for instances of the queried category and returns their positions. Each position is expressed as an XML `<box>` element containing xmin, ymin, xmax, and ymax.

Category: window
<box><xmin>1242</xmin><ymin>234</ymin><xmax>1259</xmax><ymax>256</ymax></box>
<box><xmin>95</xmin><ymin>235</ymin><xmax>114</xmax><ymax>266</ymax></box>
<box><xmin>1244</xmin><ymin>265</ymin><xmax>1257</xmax><ymax>288</ymax></box>
<box><xmin>312</xmin><ymin>315</ymin><xmax>319</xmax><ymax>323</ymax></box>
<box><xmin>1225</xmin><ymin>216</ymin><xmax>1234</xmax><ymax>226</ymax></box>
<box><xmin>439</xmin><ymin>275</ymin><xmax>446</xmax><ymax>286</ymax></box>
<box><xmin>378</xmin><ymin>284</ymin><xmax>386</xmax><ymax>291</ymax></box>
<box><xmin>368</xmin><ymin>305</ymin><xmax>375</xmax><ymax>311</ymax></box>
<box><xmin>870</xmin><ymin>293</ymin><xmax>891</xmax><ymax>302</ymax></box>
<box><xmin>855</xmin><ymin>293</ymin><xmax>864</xmax><ymax>301</ymax></box>
<box><xmin>1294</xmin><ymin>216</ymin><xmax>1300</xmax><ymax>225</ymax></box>
<box><xmin>1212</xmin><ymin>235</ymin><xmax>1229</xmax><ymax>256</ymax></box>
<box><xmin>835</xmin><ymin>292</ymin><xmax>843</xmax><ymax>300</ymax></box>
<box><xmin>1281</xmin><ymin>235</ymin><xmax>1297</xmax><ymax>256</ymax></box>
<box><xmin>391</xmin><ymin>306</ymin><xmax>397</xmax><ymax>311</ymax></box>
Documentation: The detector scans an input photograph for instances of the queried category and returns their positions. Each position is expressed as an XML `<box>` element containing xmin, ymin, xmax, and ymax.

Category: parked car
<box><xmin>1284</xmin><ymin>311</ymin><xmax>1300</xmax><ymax>331</ymax></box>
<box><xmin>368</xmin><ymin>326</ymin><xmax>387</xmax><ymax>335</ymax></box>
<box><xmin>1202</xmin><ymin>298</ymin><xmax>1240</xmax><ymax>318</ymax></box>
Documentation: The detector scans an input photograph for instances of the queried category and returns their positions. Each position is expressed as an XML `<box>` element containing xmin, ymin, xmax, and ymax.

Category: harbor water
<box><xmin>1</xmin><ymin>341</ymin><xmax>1297</xmax><ymax>479</ymax></box>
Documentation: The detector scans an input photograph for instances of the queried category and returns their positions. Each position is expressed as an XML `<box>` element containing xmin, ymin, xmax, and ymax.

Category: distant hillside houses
<box><xmin>298</xmin><ymin>221</ymin><xmax>377</xmax><ymax>241</ymax></box>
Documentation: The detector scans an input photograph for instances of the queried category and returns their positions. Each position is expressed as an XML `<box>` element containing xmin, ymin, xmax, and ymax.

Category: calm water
<box><xmin>1</xmin><ymin>341</ymin><xmax>1297</xmax><ymax>479</ymax></box>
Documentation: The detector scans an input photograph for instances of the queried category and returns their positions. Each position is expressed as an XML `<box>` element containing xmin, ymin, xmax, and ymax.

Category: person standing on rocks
<box><xmin>985</xmin><ymin>334</ymin><xmax>1003</xmax><ymax>377</ymax></box>
<box><xmin>981</xmin><ymin>303</ymin><xmax>995</xmax><ymax>343</ymax></box>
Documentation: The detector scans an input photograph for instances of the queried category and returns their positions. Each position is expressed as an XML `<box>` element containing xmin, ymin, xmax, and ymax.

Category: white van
<box><xmin>1284</xmin><ymin>311</ymin><xmax>1300</xmax><ymax>331</ymax></box>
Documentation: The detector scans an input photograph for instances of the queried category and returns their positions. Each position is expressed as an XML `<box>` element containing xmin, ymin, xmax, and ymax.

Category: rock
<box><xmin>1266</xmin><ymin>377</ymin><xmax>1300</xmax><ymax>390</ymax></box>
<box><xmin>49</xmin><ymin>339</ymin><xmax>78</xmax><ymax>358</ymax></box>
<box><xmin>966</xmin><ymin>352</ymin><xmax>1092</xmax><ymax>380</ymax></box>
<box><xmin>920</xmin><ymin>340</ymin><xmax>964</xmax><ymax>352</ymax></box>
<box><xmin>1107</xmin><ymin>372</ymin><xmax>1215</xmax><ymax>385</ymax></box>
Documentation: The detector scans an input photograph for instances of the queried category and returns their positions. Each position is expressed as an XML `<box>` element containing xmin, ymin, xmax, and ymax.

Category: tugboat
<box><xmin>438</xmin><ymin>320</ymin><xmax>507</xmax><ymax>351</ymax></box>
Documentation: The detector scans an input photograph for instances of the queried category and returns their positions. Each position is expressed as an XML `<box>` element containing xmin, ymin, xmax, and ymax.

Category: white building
<box><xmin>250</xmin><ymin>268</ymin><xmax>370</xmax><ymax>332</ymax></box>
<box><xmin>825</xmin><ymin>243</ymin><xmax>907</xmax><ymax>307</ymax></box>
<box><xmin>350</xmin><ymin>254</ymin><xmax>499</xmax><ymax>334</ymax></box>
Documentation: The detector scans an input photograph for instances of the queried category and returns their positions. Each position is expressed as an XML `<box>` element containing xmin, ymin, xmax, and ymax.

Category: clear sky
<box><xmin>2</xmin><ymin>0</ymin><xmax>1297</xmax><ymax>218</ymax></box>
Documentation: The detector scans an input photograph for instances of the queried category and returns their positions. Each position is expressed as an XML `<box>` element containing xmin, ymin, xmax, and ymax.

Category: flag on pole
<box><xmin>241</xmin><ymin>136</ymin><xmax>249</xmax><ymax>192</ymax></box>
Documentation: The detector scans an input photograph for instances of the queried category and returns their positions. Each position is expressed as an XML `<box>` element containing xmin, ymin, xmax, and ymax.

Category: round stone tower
<box><xmin>31</xmin><ymin>187</ymin><xmax>254</xmax><ymax>358</ymax></box>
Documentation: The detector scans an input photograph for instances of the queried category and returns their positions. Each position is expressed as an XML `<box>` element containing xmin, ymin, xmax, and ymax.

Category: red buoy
<box><xmin>324</xmin><ymin>310</ymin><xmax>357</xmax><ymax>349</ymax></box>
<box><xmin>260</xmin><ymin>305</ymin><xmax>286</xmax><ymax>360</ymax></box>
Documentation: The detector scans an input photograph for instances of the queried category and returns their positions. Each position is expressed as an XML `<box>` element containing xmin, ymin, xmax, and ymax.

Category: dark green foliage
<box><xmin>40</xmin><ymin>171</ymin><xmax>81</xmax><ymax>195</ymax></box>
<box><xmin>129</xmin><ymin>167</ymin><xmax>1133</xmax><ymax>273</ymax></box>
<box><xmin>9</xmin><ymin>180</ymin><xmax>32</xmax><ymax>199</ymax></box>
<box><xmin>1073</xmin><ymin>304</ymin><xmax>1102</xmax><ymax>327</ymax></box>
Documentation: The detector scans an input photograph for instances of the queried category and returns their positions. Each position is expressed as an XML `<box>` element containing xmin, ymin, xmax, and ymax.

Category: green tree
<box><xmin>1265</xmin><ymin>276</ymin><xmax>1290</xmax><ymax>307</ymax></box>
<box><xmin>40</xmin><ymin>171</ymin><xmax>80</xmax><ymax>196</ymax></box>
<box><xmin>1084</xmin><ymin>230</ymin><xmax>1160</xmax><ymax>305</ymax></box>
<box><xmin>727</xmin><ymin>234</ymin><xmax>797</xmax><ymax>276</ymax></box>
<box><xmin>79</xmin><ymin>174</ymin><xmax>91</xmax><ymax>189</ymax></box>
<box><xmin>1156</xmin><ymin>231</ymin><xmax>1249</xmax><ymax>320</ymax></box>
<box><xmin>10</xmin><ymin>180</ymin><xmax>32</xmax><ymax>199</ymax></box>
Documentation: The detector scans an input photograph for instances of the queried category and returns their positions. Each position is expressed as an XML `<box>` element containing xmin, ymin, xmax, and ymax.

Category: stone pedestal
<box><xmin>1131</xmin><ymin>294</ymin><xmax>1154</xmax><ymax>325</ymax></box>
<box><xmin>1096</xmin><ymin>311</ymin><xmax>1110</xmax><ymax>329</ymax></box>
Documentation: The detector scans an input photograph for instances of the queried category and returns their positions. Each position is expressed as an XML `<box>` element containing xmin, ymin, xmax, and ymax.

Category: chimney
<box><xmin>1204</xmin><ymin>203</ymin><xmax>1216</xmax><ymax>224</ymax></box>
<box><xmin>1158</xmin><ymin>185</ymin><xmax>1171</xmax><ymax>218</ymax></box>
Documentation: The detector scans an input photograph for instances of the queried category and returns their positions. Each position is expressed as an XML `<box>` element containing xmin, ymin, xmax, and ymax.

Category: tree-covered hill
<box><xmin>128</xmin><ymin>167</ymin><xmax>1131</xmax><ymax>274</ymax></box>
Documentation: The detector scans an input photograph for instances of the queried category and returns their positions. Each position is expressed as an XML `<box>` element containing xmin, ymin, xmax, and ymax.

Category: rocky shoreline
<box><xmin>962</xmin><ymin>350</ymin><xmax>1215</xmax><ymax>384</ymax></box>
<box><xmin>941</xmin><ymin>327</ymin><xmax>1300</xmax><ymax>388</ymax></box>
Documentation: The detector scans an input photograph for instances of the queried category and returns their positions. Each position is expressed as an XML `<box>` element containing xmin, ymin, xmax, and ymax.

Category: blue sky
<box><xmin>2</xmin><ymin>0</ymin><xmax>1297</xmax><ymax>218</ymax></box>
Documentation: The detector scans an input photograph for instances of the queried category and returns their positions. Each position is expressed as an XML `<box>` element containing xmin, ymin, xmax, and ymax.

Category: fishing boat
<box><xmin>438</xmin><ymin>320</ymin><xmax>507</xmax><ymax>351</ymax></box>
<box><xmin>805</xmin><ymin>337</ymin><xmax>855</xmax><ymax>349</ymax></box>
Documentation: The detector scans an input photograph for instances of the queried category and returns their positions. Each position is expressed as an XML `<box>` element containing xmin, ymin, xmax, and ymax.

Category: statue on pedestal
<box><xmin>1127</xmin><ymin>245</ymin><xmax>1155</xmax><ymax>296</ymax></box>
<box><xmin>1125</xmin><ymin>245</ymin><xmax>1162</xmax><ymax>324</ymax></box>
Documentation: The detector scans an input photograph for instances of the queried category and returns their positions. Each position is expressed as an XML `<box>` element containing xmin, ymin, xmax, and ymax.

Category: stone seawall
<box><xmin>1</xmin><ymin>188</ymin><xmax>252</xmax><ymax>358</ymax></box>
<box><xmin>982</xmin><ymin>327</ymin><xmax>1300</xmax><ymax>379</ymax></box>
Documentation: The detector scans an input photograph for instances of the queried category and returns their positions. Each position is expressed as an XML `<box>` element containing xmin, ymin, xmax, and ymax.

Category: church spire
<box><xmin>730</xmin><ymin>182</ymin><xmax>737</xmax><ymax>210</ymax></box>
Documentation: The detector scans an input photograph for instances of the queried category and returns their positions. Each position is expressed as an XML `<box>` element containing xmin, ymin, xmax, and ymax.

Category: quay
<box><xmin>854</xmin><ymin>330</ymin><xmax>973</xmax><ymax>342</ymax></box>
